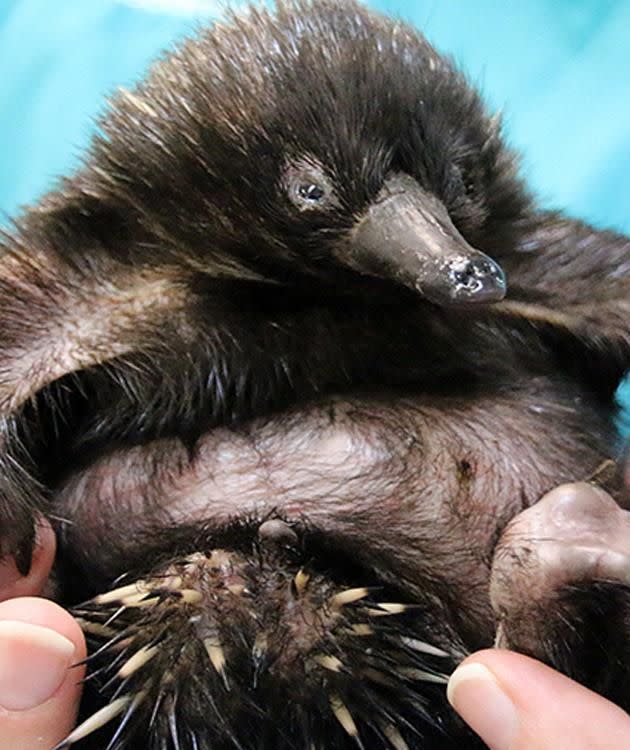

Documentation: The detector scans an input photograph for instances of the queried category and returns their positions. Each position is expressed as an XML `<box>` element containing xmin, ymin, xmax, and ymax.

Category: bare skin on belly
<box><xmin>55</xmin><ymin>376</ymin><xmax>613</xmax><ymax>650</ymax></box>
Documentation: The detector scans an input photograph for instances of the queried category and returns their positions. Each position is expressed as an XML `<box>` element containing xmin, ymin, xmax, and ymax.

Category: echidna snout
<box><xmin>63</xmin><ymin>518</ymin><xmax>458</xmax><ymax>750</ymax></box>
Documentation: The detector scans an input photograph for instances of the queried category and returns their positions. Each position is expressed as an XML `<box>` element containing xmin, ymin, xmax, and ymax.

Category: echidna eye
<box><xmin>284</xmin><ymin>157</ymin><xmax>337</xmax><ymax>212</ymax></box>
<box><xmin>297</xmin><ymin>183</ymin><xmax>326</xmax><ymax>202</ymax></box>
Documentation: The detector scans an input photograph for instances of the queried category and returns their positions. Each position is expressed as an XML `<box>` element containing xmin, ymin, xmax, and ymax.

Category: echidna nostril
<box><xmin>448</xmin><ymin>256</ymin><xmax>506</xmax><ymax>302</ymax></box>
<box><xmin>451</xmin><ymin>262</ymin><xmax>485</xmax><ymax>293</ymax></box>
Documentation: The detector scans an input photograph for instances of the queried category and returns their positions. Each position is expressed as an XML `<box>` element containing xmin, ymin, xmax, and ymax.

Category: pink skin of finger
<box><xmin>0</xmin><ymin>521</ymin><xmax>86</xmax><ymax>750</ymax></box>
<box><xmin>448</xmin><ymin>649</ymin><xmax>630</xmax><ymax>750</ymax></box>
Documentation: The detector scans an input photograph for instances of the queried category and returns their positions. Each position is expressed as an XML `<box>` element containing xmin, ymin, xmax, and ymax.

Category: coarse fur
<box><xmin>0</xmin><ymin>1</ymin><xmax>628</xmax><ymax>748</ymax></box>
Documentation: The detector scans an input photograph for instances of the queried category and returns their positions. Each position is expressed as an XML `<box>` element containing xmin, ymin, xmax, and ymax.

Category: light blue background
<box><xmin>0</xmin><ymin>0</ymin><xmax>628</xmax><ymax>414</ymax></box>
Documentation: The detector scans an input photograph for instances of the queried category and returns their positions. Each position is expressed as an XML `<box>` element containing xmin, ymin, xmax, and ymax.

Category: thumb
<box><xmin>447</xmin><ymin>649</ymin><xmax>630</xmax><ymax>750</ymax></box>
<box><xmin>0</xmin><ymin>597</ymin><xmax>86</xmax><ymax>750</ymax></box>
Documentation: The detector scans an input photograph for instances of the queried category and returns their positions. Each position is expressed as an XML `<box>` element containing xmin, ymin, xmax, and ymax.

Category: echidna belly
<box><xmin>53</xmin><ymin>381</ymin><xmax>612</xmax><ymax>749</ymax></box>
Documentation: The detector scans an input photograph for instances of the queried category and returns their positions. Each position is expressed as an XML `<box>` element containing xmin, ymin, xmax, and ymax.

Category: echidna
<box><xmin>0</xmin><ymin>1</ymin><xmax>628</xmax><ymax>749</ymax></box>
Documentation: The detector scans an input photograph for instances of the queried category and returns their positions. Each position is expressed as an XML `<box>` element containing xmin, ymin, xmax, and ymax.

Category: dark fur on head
<box><xmin>0</xmin><ymin>1</ymin><xmax>629</xmax><ymax>749</ymax></box>
<box><xmin>79</xmin><ymin>0</ymin><xmax>530</xmax><ymax>267</ymax></box>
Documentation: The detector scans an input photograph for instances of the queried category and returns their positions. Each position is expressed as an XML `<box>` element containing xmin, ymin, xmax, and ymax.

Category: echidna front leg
<box><xmin>490</xmin><ymin>481</ymin><xmax>630</xmax><ymax>710</ymax></box>
<box><xmin>0</xmin><ymin>230</ymin><xmax>196</xmax><ymax>570</ymax></box>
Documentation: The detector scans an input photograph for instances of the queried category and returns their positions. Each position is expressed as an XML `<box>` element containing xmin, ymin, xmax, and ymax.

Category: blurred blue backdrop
<box><xmin>0</xmin><ymin>0</ymin><xmax>628</xmax><ymax>412</ymax></box>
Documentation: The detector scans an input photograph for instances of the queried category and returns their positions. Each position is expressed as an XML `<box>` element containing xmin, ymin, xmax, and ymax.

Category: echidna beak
<box><xmin>348</xmin><ymin>173</ymin><xmax>507</xmax><ymax>306</ymax></box>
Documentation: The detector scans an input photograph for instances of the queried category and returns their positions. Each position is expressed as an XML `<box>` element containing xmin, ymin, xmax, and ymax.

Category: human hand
<box><xmin>448</xmin><ymin>649</ymin><xmax>630</xmax><ymax>749</ymax></box>
<box><xmin>0</xmin><ymin>520</ymin><xmax>86</xmax><ymax>750</ymax></box>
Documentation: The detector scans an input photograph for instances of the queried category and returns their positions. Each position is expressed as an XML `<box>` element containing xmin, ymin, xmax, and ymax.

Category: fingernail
<box><xmin>447</xmin><ymin>662</ymin><xmax>518</xmax><ymax>750</ymax></box>
<box><xmin>0</xmin><ymin>620</ymin><xmax>75</xmax><ymax>710</ymax></box>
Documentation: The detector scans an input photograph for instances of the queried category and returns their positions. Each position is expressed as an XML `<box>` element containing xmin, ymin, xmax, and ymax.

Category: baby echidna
<box><xmin>0</xmin><ymin>0</ymin><xmax>628</xmax><ymax>748</ymax></box>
